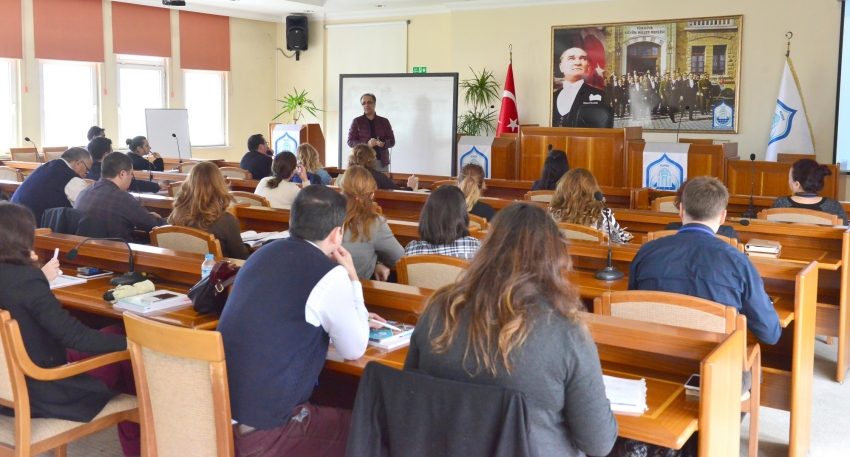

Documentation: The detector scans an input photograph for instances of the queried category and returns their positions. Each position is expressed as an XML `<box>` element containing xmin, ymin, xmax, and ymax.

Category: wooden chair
<box><xmin>123</xmin><ymin>313</ymin><xmax>234</xmax><ymax>457</ymax></box>
<box><xmin>167</xmin><ymin>181</ymin><xmax>184</xmax><ymax>198</ymax></box>
<box><xmin>430</xmin><ymin>180</ymin><xmax>456</xmax><ymax>191</ymax></box>
<box><xmin>524</xmin><ymin>190</ymin><xmax>554</xmax><ymax>203</ymax></box>
<box><xmin>0</xmin><ymin>167</ymin><xmax>23</xmax><ymax>182</ymax></box>
<box><xmin>43</xmin><ymin>150</ymin><xmax>64</xmax><ymax>162</ymax></box>
<box><xmin>0</xmin><ymin>310</ymin><xmax>138</xmax><ymax>456</ymax></box>
<box><xmin>757</xmin><ymin>208</ymin><xmax>839</xmax><ymax>226</ymax></box>
<box><xmin>556</xmin><ymin>222</ymin><xmax>608</xmax><ymax>242</ymax></box>
<box><xmin>9</xmin><ymin>148</ymin><xmax>39</xmax><ymax>163</ymax></box>
<box><xmin>231</xmin><ymin>191</ymin><xmax>270</xmax><ymax>207</ymax></box>
<box><xmin>150</xmin><ymin>225</ymin><xmax>223</xmax><ymax>257</ymax></box>
<box><xmin>646</xmin><ymin>229</ymin><xmax>745</xmax><ymax>252</ymax></box>
<box><xmin>594</xmin><ymin>291</ymin><xmax>761</xmax><ymax>457</ymax></box>
<box><xmin>177</xmin><ymin>162</ymin><xmax>198</xmax><ymax>174</ymax></box>
<box><xmin>396</xmin><ymin>255</ymin><xmax>470</xmax><ymax>290</ymax></box>
<box><xmin>651</xmin><ymin>196</ymin><xmax>678</xmax><ymax>213</ymax></box>
<box><xmin>468</xmin><ymin>214</ymin><xmax>488</xmax><ymax>231</ymax></box>
<box><xmin>219</xmin><ymin>167</ymin><xmax>251</xmax><ymax>180</ymax></box>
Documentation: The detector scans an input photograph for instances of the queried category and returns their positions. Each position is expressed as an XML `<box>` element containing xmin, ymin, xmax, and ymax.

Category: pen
<box><xmin>369</xmin><ymin>318</ymin><xmax>402</xmax><ymax>332</ymax></box>
<box><xmin>52</xmin><ymin>248</ymin><xmax>59</xmax><ymax>260</ymax></box>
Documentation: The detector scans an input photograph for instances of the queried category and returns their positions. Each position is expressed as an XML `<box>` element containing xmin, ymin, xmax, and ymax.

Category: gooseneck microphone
<box><xmin>66</xmin><ymin>238</ymin><xmax>145</xmax><ymax>286</ymax></box>
<box><xmin>172</xmin><ymin>133</ymin><xmax>182</xmax><ymax>164</ymax></box>
<box><xmin>24</xmin><ymin>137</ymin><xmax>42</xmax><ymax>164</ymax></box>
<box><xmin>742</xmin><ymin>153</ymin><xmax>758</xmax><ymax>219</ymax></box>
<box><xmin>593</xmin><ymin>191</ymin><xmax>625</xmax><ymax>281</ymax></box>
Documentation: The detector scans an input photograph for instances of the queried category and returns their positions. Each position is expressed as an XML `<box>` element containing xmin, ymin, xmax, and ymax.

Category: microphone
<box><xmin>741</xmin><ymin>153</ymin><xmax>757</xmax><ymax>219</ymax></box>
<box><xmin>593</xmin><ymin>191</ymin><xmax>625</xmax><ymax>281</ymax></box>
<box><xmin>739</xmin><ymin>219</ymin><xmax>750</xmax><ymax>226</ymax></box>
<box><xmin>24</xmin><ymin>137</ymin><xmax>42</xmax><ymax>164</ymax></box>
<box><xmin>172</xmin><ymin>133</ymin><xmax>182</xmax><ymax>164</ymax></box>
<box><xmin>675</xmin><ymin>106</ymin><xmax>689</xmax><ymax>143</ymax></box>
<box><xmin>67</xmin><ymin>238</ymin><xmax>146</xmax><ymax>286</ymax></box>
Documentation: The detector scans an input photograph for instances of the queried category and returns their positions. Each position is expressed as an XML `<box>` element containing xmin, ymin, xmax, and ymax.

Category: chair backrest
<box><xmin>468</xmin><ymin>214</ymin><xmax>488</xmax><ymax>230</ymax></box>
<box><xmin>556</xmin><ymin>222</ymin><xmax>607</xmax><ymax>242</ymax></box>
<box><xmin>651</xmin><ymin>196</ymin><xmax>678</xmax><ymax>213</ymax></box>
<box><xmin>9</xmin><ymin>148</ymin><xmax>39</xmax><ymax>162</ymax></box>
<box><xmin>123</xmin><ymin>313</ymin><xmax>234</xmax><ymax>457</ymax></box>
<box><xmin>231</xmin><ymin>191</ymin><xmax>270</xmax><ymax>207</ymax></box>
<box><xmin>430</xmin><ymin>180</ymin><xmax>456</xmax><ymax>191</ymax></box>
<box><xmin>594</xmin><ymin>290</ymin><xmax>737</xmax><ymax>334</ymax></box>
<box><xmin>396</xmin><ymin>255</ymin><xmax>470</xmax><ymax>290</ymax></box>
<box><xmin>150</xmin><ymin>225</ymin><xmax>223</xmax><ymax>257</ymax></box>
<box><xmin>168</xmin><ymin>181</ymin><xmax>184</xmax><ymax>198</ymax></box>
<box><xmin>646</xmin><ymin>229</ymin><xmax>744</xmax><ymax>252</ymax></box>
<box><xmin>0</xmin><ymin>166</ymin><xmax>24</xmax><ymax>182</ymax></box>
<box><xmin>524</xmin><ymin>190</ymin><xmax>554</xmax><ymax>203</ymax></box>
<box><xmin>0</xmin><ymin>311</ymin><xmax>19</xmax><ymax>407</ymax></box>
<box><xmin>43</xmin><ymin>150</ymin><xmax>64</xmax><ymax>162</ymax></box>
<box><xmin>177</xmin><ymin>162</ymin><xmax>198</xmax><ymax>174</ymax></box>
<box><xmin>757</xmin><ymin>208</ymin><xmax>839</xmax><ymax>226</ymax></box>
<box><xmin>219</xmin><ymin>167</ymin><xmax>251</xmax><ymax>180</ymax></box>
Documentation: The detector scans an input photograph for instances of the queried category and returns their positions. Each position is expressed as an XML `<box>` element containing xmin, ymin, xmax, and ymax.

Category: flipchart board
<box><xmin>145</xmin><ymin>109</ymin><xmax>192</xmax><ymax>160</ymax></box>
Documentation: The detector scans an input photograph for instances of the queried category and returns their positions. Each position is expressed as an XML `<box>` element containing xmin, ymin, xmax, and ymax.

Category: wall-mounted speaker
<box><xmin>286</xmin><ymin>16</ymin><xmax>308</xmax><ymax>52</ymax></box>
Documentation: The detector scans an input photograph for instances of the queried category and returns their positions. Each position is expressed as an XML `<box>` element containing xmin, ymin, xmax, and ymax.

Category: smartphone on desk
<box><xmin>139</xmin><ymin>292</ymin><xmax>179</xmax><ymax>304</ymax></box>
<box><xmin>684</xmin><ymin>374</ymin><xmax>700</xmax><ymax>393</ymax></box>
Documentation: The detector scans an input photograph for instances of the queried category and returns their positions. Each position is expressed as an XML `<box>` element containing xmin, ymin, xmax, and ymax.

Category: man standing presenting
<box><xmin>552</xmin><ymin>47</ymin><xmax>605</xmax><ymax>127</ymax></box>
<box><xmin>347</xmin><ymin>94</ymin><xmax>395</xmax><ymax>171</ymax></box>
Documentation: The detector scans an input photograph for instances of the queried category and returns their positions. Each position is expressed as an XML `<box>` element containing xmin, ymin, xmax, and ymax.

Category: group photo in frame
<box><xmin>551</xmin><ymin>16</ymin><xmax>742</xmax><ymax>133</ymax></box>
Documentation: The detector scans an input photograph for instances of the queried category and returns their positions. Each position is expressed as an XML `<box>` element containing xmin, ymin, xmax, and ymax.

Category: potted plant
<box><xmin>457</xmin><ymin>67</ymin><xmax>501</xmax><ymax>136</ymax></box>
<box><xmin>273</xmin><ymin>88</ymin><xmax>322</xmax><ymax>123</ymax></box>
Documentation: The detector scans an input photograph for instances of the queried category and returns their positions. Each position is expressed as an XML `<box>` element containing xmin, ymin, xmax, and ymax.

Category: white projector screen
<box><xmin>338</xmin><ymin>73</ymin><xmax>458</xmax><ymax>176</ymax></box>
<box><xmin>145</xmin><ymin>109</ymin><xmax>192</xmax><ymax>160</ymax></box>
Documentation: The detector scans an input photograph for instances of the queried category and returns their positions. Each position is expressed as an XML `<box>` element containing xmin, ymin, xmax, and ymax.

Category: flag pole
<box><xmin>509</xmin><ymin>44</ymin><xmax>512</xmax><ymax>64</ymax></box>
<box><xmin>786</xmin><ymin>31</ymin><xmax>793</xmax><ymax>58</ymax></box>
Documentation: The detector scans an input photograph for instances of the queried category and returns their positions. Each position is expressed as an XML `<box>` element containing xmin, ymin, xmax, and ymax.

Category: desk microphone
<box><xmin>172</xmin><ymin>133</ymin><xmax>182</xmax><ymax>164</ymax></box>
<box><xmin>593</xmin><ymin>191</ymin><xmax>625</xmax><ymax>281</ymax></box>
<box><xmin>67</xmin><ymin>238</ymin><xmax>146</xmax><ymax>286</ymax></box>
<box><xmin>24</xmin><ymin>137</ymin><xmax>42</xmax><ymax>163</ymax></box>
<box><xmin>742</xmin><ymin>153</ymin><xmax>758</xmax><ymax>219</ymax></box>
<box><xmin>675</xmin><ymin>106</ymin><xmax>689</xmax><ymax>143</ymax></box>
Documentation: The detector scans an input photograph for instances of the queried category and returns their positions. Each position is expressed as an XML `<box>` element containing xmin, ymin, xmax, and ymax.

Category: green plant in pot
<box><xmin>457</xmin><ymin>67</ymin><xmax>501</xmax><ymax>136</ymax></box>
<box><xmin>274</xmin><ymin>88</ymin><xmax>322</xmax><ymax>123</ymax></box>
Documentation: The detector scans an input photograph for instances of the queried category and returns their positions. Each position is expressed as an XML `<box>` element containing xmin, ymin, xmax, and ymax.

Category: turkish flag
<box><xmin>497</xmin><ymin>64</ymin><xmax>519</xmax><ymax>136</ymax></box>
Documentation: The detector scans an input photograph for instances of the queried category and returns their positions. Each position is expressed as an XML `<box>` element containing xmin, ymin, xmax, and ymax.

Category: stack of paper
<box><xmin>240</xmin><ymin>231</ymin><xmax>290</xmax><ymax>248</ymax></box>
<box><xmin>49</xmin><ymin>275</ymin><xmax>88</xmax><ymax>290</ymax></box>
<box><xmin>603</xmin><ymin>375</ymin><xmax>648</xmax><ymax>414</ymax></box>
<box><xmin>745</xmin><ymin>238</ymin><xmax>782</xmax><ymax>258</ymax></box>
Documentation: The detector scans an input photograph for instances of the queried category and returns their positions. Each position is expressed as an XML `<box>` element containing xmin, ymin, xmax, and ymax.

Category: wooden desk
<box><xmin>727</xmin><ymin>160</ymin><xmax>844</xmax><ymax>200</ymax></box>
<box><xmin>0</xmin><ymin>178</ymin><xmax>20</xmax><ymax>198</ymax></box>
<box><xmin>626</xmin><ymin>142</ymin><xmax>738</xmax><ymax>188</ymax></box>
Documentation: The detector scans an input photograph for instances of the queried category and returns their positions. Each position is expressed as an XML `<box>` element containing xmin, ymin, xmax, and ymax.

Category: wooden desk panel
<box><xmin>626</xmin><ymin>142</ymin><xmax>738</xmax><ymax>189</ymax></box>
<box><xmin>727</xmin><ymin>161</ymin><xmax>843</xmax><ymax>200</ymax></box>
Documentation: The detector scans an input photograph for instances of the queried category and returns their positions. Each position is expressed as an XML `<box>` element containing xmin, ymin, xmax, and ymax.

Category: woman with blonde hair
<box><xmin>337</xmin><ymin>144</ymin><xmax>418</xmax><ymax>191</ymax></box>
<box><xmin>167</xmin><ymin>162</ymin><xmax>249</xmax><ymax>259</ymax></box>
<box><xmin>296</xmin><ymin>143</ymin><xmax>331</xmax><ymax>185</ymax></box>
<box><xmin>549</xmin><ymin>168</ymin><xmax>632</xmax><ymax>243</ymax></box>
<box><xmin>404</xmin><ymin>203</ymin><xmax>618</xmax><ymax>456</ymax></box>
<box><xmin>458</xmin><ymin>163</ymin><xmax>495</xmax><ymax>220</ymax></box>
<box><xmin>341</xmin><ymin>165</ymin><xmax>404</xmax><ymax>280</ymax></box>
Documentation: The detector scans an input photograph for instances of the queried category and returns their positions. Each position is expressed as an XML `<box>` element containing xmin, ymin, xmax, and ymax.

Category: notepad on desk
<box><xmin>240</xmin><ymin>230</ymin><xmax>290</xmax><ymax>248</ymax></box>
<box><xmin>603</xmin><ymin>375</ymin><xmax>648</xmax><ymax>414</ymax></box>
<box><xmin>113</xmin><ymin>290</ymin><xmax>191</xmax><ymax>315</ymax></box>
<box><xmin>49</xmin><ymin>275</ymin><xmax>88</xmax><ymax>290</ymax></box>
<box><xmin>745</xmin><ymin>238</ymin><xmax>781</xmax><ymax>258</ymax></box>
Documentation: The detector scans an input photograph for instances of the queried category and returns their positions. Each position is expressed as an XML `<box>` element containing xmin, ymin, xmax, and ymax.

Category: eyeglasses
<box><xmin>78</xmin><ymin>161</ymin><xmax>90</xmax><ymax>174</ymax></box>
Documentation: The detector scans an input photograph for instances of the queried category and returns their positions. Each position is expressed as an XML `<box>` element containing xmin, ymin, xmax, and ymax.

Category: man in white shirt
<box><xmin>552</xmin><ymin>47</ymin><xmax>606</xmax><ymax>127</ymax></box>
<box><xmin>10</xmin><ymin>147</ymin><xmax>91</xmax><ymax>226</ymax></box>
<box><xmin>219</xmin><ymin>185</ymin><xmax>387</xmax><ymax>457</ymax></box>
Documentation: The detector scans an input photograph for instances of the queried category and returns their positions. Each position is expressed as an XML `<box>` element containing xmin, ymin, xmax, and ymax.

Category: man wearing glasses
<box><xmin>347</xmin><ymin>93</ymin><xmax>395</xmax><ymax>171</ymax></box>
<box><xmin>10</xmin><ymin>147</ymin><xmax>92</xmax><ymax>227</ymax></box>
<box><xmin>240</xmin><ymin>134</ymin><xmax>274</xmax><ymax>180</ymax></box>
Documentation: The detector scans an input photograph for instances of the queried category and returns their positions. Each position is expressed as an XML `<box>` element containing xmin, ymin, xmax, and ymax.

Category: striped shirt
<box><xmin>403</xmin><ymin>236</ymin><xmax>482</xmax><ymax>260</ymax></box>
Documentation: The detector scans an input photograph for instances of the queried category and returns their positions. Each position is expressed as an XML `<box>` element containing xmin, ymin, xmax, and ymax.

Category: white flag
<box><xmin>766</xmin><ymin>57</ymin><xmax>815</xmax><ymax>161</ymax></box>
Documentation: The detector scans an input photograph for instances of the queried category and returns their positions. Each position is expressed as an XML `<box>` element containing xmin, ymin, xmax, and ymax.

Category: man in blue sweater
<box><xmin>219</xmin><ymin>185</ymin><xmax>386</xmax><ymax>457</ymax></box>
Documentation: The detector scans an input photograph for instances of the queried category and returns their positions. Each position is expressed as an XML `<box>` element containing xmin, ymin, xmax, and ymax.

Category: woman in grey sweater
<box><xmin>404</xmin><ymin>202</ymin><xmax>618</xmax><ymax>457</ymax></box>
<box><xmin>341</xmin><ymin>165</ymin><xmax>404</xmax><ymax>280</ymax></box>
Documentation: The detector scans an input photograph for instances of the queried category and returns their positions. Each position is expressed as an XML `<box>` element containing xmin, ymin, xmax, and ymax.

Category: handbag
<box><xmin>188</xmin><ymin>260</ymin><xmax>240</xmax><ymax>315</ymax></box>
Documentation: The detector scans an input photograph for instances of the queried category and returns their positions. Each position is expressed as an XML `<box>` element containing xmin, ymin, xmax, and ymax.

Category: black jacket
<box><xmin>0</xmin><ymin>264</ymin><xmax>127</xmax><ymax>422</ymax></box>
<box><xmin>239</xmin><ymin>151</ymin><xmax>273</xmax><ymax>181</ymax></box>
<box><xmin>346</xmin><ymin>362</ymin><xmax>532</xmax><ymax>457</ymax></box>
<box><xmin>127</xmin><ymin>152</ymin><xmax>164</xmax><ymax>193</ymax></box>
<box><xmin>552</xmin><ymin>83</ymin><xmax>606</xmax><ymax>128</ymax></box>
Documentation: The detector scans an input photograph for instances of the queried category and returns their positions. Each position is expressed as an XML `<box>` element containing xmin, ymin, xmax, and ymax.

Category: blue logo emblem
<box><xmin>275</xmin><ymin>132</ymin><xmax>299</xmax><ymax>154</ymax></box>
<box><xmin>769</xmin><ymin>100</ymin><xmax>797</xmax><ymax>145</ymax></box>
<box><xmin>712</xmin><ymin>102</ymin><xmax>734</xmax><ymax>130</ymax></box>
<box><xmin>459</xmin><ymin>146</ymin><xmax>489</xmax><ymax>178</ymax></box>
<box><xmin>645</xmin><ymin>153</ymin><xmax>684</xmax><ymax>191</ymax></box>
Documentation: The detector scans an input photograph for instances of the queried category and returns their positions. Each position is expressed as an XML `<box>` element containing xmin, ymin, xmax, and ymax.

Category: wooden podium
<box><xmin>626</xmin><ymin>142</ymin><xmax>739</xmax><ymax>188</ymax></box>
<box><xmin>268</xmin><ymin>123</ymin><xmax>326</xmax><ymax>164</ymax></box>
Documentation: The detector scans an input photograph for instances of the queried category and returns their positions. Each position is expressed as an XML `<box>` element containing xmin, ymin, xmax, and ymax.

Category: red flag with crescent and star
<box><xmin>497</xmin><ymin>63</ymin><xmax>519</xmax><ymax>136</ymax></box>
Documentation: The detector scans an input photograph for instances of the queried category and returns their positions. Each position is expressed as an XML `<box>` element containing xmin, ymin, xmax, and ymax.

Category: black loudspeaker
<box><xmin>286</xmin><ymin>16</ymin><xmax>308</xmax><ymax>51</ymax></box>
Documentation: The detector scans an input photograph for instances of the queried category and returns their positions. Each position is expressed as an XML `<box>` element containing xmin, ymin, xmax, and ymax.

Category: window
<box><xmin>0</xmin><ymin>60</ymin><xmax>17</xmax><ymax>154</ymax></box>
<box><xmin>691</xmin><ymin>46</ymin><xmax>706</xmax><ymax>75</ymax></box>
<box><xmin>712</xmin><ymin>45</ymin><xmax>728</xmax><ymax>75</ymax></box>
<box><xmin>41</xmin><ymin>61</ymin><xmax>97</xmax><ymax>147</ymax></box>
<box><xmin>184</xmin><ymin>70</ymin><xmax>226</xmax><ymax>147</ymax></box>
<box><xmin>117</xmin><ymin>55</ymin><xmax>166</xmax><ymax>143</ymax></box>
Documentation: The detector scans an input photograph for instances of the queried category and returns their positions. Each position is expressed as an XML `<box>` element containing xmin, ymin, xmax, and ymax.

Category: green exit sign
<box><xmin>412</xmin><ymin>66</ymin><xmax>427</xmax><ymax>74</ymax></box>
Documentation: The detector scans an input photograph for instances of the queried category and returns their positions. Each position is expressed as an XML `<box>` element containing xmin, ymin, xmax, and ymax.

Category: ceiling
<box><xmin>119</xmin><ymin>0</ymin><xmax>602</xmax><ymax>22</ymax></box>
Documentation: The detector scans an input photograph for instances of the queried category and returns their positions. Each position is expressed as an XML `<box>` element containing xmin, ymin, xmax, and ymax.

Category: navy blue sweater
<box><xmin>11</xmin><ymin>160</ymin><xmax>79</xmax><ymax>227</ymax></box>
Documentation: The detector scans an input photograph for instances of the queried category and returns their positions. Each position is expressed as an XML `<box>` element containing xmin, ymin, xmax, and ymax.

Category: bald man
<box><xmin>552</xmin><ymin>47</ymin><xmax>605</xmax><ymax>127</ymax></box>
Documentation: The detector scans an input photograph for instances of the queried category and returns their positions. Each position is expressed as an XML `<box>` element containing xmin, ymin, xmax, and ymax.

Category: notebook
<box><xmin>603</xmin><ymin>375</ymin><xmax>648</xmax><ymax>414</ymax></box>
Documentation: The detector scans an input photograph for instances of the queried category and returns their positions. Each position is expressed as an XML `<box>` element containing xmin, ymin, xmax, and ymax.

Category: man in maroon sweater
<box><xmin>347</xmin><ymin>93</ymin><xmax>395</xmax><ymax>171</ymax></box>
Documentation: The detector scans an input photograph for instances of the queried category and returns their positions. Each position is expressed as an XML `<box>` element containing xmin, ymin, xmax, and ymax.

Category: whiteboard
<box><xmin>145</xmin><ymin>109</ymin><xmax>192</xmax><ymax>160</ymax></box>
<box><xmin>339</xmin><ymin>74</ymin><xmax>458</xmax><ymax>176</ymax></box>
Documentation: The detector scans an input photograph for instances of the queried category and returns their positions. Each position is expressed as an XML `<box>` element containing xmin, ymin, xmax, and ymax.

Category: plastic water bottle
<box><xmin>201</xmin><ymin>254</ymin><xmax>215</xmax><ymax>279</ymax></box>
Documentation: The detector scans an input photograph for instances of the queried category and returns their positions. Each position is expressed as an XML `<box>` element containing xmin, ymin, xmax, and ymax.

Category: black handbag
<box><xmin>188</xmin><ymin>260</ymin><xmax>240</xmax><ymax>315</ymax></box>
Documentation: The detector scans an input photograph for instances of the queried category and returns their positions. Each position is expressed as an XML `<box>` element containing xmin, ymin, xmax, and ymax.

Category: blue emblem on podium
<box><xmin>459</xmin><ymin>146</ymin><xmax>489</xmax><ymax>178</ymax></box>
<box><xmin>769</xmin><ymin>100</ymin><xmax>797</xmax><ymax>145</ymax></box>
<box><xmin>712</xmin><ymin>101</ymin><xmax>734</xmax><ymax>131</ymax></box>
<box><xmin>275</xmin><ymin>132</ymin><xmax>299</xmax><ymax>154</ymax></box>
<box><xmin>645</xmin><ymin>153</ymin><xmax>684</xmax><ymax>191</ymax></box>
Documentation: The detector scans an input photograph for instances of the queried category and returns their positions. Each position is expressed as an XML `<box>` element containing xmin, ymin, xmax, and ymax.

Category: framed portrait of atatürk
<box><xmin>551</xmin><ymin>16</ymin><xmax>742</xmax><ymax>133</ymax></box>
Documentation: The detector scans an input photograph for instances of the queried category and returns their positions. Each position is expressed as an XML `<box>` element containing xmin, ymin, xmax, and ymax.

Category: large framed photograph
<box><xmin>551</xmin><ymin>16</ymin><xmax>742</xmax><ymax>133</ymax></box>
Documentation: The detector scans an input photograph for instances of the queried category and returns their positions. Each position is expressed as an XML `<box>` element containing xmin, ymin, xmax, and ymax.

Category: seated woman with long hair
<box><xmin>167</xmin><ymin>162</ymin><xmax>249</xmax><ymax>259</ymax></box>
<box><xmin>404</xmin><ymin>185</ymin><xmax>481</xmax><ymax>259</ymax></box>
<box><xmin>253</xmin><ymin>151</ymin><xmax>310</xmax><ymax>210</ymax></box>
<box><xmin>0</xmin><ymin>202</ymin><xmax>140</xmax><ymax>456</ymax></box>
<box><xmin>297</xmin><ymin>143</ymin><xmax>332</xmax><ymax>185</ymax></box>
<box><xmin>458</xmin><ymin>163</ymin><xmax>495</xmax><ymax>221</ymax></box>
<box><xmin>404</xmin><ymin>202</ymin><xmax>618</xmax><ymax>456</ymax></box>
<box><xmin>341</xmin><ymin>165</ymin><xmax>404</xmax><ymax>280</ymax></box>
<box><xmin>336</xmin><ymin>144</ymin><xmax>418</xmax><ymax>191</ymax></box>
<box><xmin>771</xmin><ymin>158</ymin><xmax>848</xmax><ymax>224</ymax></box>
<box><xmin>549</xmin><ymin>168</ymin><xmax>633</xmax><ymax>243</ymax></box>
<box><xmin>531</xmin><ymin>148</ymin><xmax>569</xmax><ymax>191</ymax></box>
